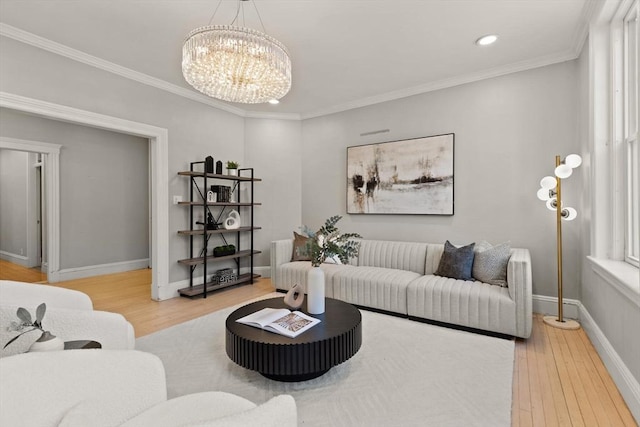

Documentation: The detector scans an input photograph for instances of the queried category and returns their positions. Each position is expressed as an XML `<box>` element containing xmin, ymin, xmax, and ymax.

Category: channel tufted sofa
<box><xmin>271</xmin><ymin>239</ymin><xmax>532</xmax><ymax>338</ymax></box>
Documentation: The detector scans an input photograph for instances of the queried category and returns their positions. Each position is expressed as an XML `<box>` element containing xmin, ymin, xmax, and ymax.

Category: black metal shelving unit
<box><xmin>177</xmin><ymin>162</ymin><xmax>261</xmax><ymax>298</ymax></box>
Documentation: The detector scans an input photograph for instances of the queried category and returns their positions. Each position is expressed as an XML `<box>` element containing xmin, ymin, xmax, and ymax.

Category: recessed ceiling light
<box><xmin>476</xmin><ymin>34</ymin><xmax>498</xmax><ymax>46</ymax></box>
<box><xmin>268</xmin><ymin>99</ymin><xmax>280</xmax><ymax>105</ymax></box>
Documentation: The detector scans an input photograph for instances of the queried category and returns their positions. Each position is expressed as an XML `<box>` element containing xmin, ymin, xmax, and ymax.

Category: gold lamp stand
<box><xmin>542</xmin><ymin>155</ymin><xmax>580</xmax><ymax>330</ymax></box>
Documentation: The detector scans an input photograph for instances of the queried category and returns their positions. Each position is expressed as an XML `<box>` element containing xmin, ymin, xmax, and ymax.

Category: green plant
<box><xmin>301</xmin><ymin>215</ymin><xmax>362</xmax><ymax>267</ymax></box>
<box><xmin>4</xmin><ymin>303</ymin><xmax>47</xmax><ymax>348</ymax></box>
<box><xmin>226</xmin><ymin>161</ymin><xmax>239</xmax><ymax>169</ymax></box>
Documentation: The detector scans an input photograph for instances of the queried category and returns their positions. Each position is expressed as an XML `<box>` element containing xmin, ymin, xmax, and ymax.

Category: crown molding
<box><xmin>1</xmin><ymin>21</ymin><xmax>588</xmax><ymax>122</ymax></box>
<box><xmin>0</xmin><ymin>23</ymin><xmax>303</xmax><ymax>121</ymax></box>
<box><xmin>301</xmin><ymin>49</ymin><xmax>579</xmax><ymax>120</ymax></box>
<box><xmin>572</xmin><ymin>0</ymin><xmax>606</xmax><ymax>57</ymax></box>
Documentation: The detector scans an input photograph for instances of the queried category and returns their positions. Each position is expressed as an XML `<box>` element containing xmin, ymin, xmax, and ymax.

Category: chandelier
<box><xmin>182</xmin><ymin>1</ymin><xmax>292</xmax><ymax>104</ymax></box>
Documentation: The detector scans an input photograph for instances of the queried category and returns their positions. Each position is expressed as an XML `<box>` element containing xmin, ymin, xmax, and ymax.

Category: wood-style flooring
<box><xmin>1</xmin><ymin>264</ymin><xmax>636</xmax><ymax>426</ymax></box>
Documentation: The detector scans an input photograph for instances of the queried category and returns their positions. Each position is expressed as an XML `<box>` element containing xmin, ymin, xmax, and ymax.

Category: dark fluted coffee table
<box><xmin>225</xmin><ymin>297</ymin><xmax>362</xmax><ymax>382</ymax></box>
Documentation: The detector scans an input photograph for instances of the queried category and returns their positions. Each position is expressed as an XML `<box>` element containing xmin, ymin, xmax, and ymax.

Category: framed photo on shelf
<box><xmin>346</xmin><ymin>133</ymin><xmax>454</xmax><ymax>215</ymax></box>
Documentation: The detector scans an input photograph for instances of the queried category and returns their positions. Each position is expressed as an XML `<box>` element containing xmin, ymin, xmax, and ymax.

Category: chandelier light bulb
<box><xmin>546</xmin><ymin>198</ymin><xmax>558</xmax><ymax>211</ymax></box>
<box><xmin>562</xmin><ymin>207</ymin><xmax>578</xmax><ymax>221</ymax></box>
<box><xmin>540</xmin><ymin>176</ymin><xmax>557</xmax><ymax>190</ymax></box>
<box><xmin>554</xmin><ymin>164</ymin><xmax>573</xmax><ymax>179</ymax></box>
<box><xmin>565</xmin><ymin>154</ymin><xmax>582</xmax><ymax>168</ymax></box>
<box><xmin>537</xmin><ymin>188</ymin><xmax>551</xmax><ymax>201</ymax></box>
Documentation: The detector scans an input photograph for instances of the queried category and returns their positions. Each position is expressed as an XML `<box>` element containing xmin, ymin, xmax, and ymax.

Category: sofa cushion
<box><xmin>473</xmin><ymin>241</ymin><xmax>510</xmax><ymax>287</ymax></box>
<box><xmin>407</xmin><ymin>275</ymin><xmax>516</xmax><ymax>336</ymax></box>
<box><xmin>291</xmin><ymin>232</ymin><xmax>312</xmax><ymax>261</ymax></box>
<box><xmin>357</xmin><ymin>240</ymin><xmax>427</xmax><ymax>274</ymax></box>
<box><xmin>332</xmin><ymin>267</ymin><xmax>421</xmax><ymax>315</ymax></box>
<box><xmin>435</xmin><ymin>241</ymin><xmax>475</xmax><ymax>281</ymax></box>
<box><xmin>275</xmin><ymin>262</ymin><xmax>354</xmax><ymax>297</ymax></box>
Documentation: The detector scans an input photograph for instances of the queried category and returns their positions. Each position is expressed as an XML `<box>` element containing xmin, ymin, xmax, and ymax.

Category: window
<box><xmin>623</xmin><ymin>0</ymin><xmax>639</xmax><ymax>266</ymax></box>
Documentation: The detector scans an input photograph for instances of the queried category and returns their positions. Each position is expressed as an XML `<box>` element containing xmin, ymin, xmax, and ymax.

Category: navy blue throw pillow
<box><xmin>435</xmin><ymin>240</ymin><xmax>476</xmax><ymax>281</ymax></box>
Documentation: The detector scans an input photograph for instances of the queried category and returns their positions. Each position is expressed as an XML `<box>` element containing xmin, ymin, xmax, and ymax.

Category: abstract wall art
<box><xmin>347</xmin><ymin>133</ymin><xmax>454</xmax><ymax>215</ymax></box>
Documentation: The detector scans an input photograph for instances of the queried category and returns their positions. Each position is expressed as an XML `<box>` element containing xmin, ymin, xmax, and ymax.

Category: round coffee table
<box><xmin>226</xmin><ymin>297</ymin><xmax>362</xmax><ymax>382</ymax></box>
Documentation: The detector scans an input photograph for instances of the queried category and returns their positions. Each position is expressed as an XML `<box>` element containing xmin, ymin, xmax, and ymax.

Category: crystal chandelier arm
<box><xmin>207</xmin><ymin>0</ymin><xmax>225</xmax><ymax>26</ymax></box>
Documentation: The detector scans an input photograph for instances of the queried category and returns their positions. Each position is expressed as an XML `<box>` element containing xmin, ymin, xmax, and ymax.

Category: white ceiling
<box><xmin>0</xmin><ymin>0</ymin><xmax>593</xmax><ymax>119</ymax></box>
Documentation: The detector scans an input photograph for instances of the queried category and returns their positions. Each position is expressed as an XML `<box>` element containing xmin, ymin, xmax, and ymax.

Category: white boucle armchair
<box><xmin>0</xmin><ymin>280</ymin><xmax>135</xmax><ymax>353</ymax></box>
<box><xmin>0</xmin><ymin>350</ymin><xmax>297</xmax><ymax>427</ymax></box>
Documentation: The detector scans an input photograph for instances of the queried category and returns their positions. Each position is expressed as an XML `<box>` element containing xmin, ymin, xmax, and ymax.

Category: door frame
<box><xmin>0</xmin><ymin>92</ymin><xmax>169</xmax><ymax>300</ymax></box>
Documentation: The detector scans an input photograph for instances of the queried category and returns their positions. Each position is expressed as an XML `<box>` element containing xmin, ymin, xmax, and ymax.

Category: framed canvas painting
<box><xmin>347</xmin><ymin>133</ymin><xmax>454</xmax><ymax>215</ymax></box>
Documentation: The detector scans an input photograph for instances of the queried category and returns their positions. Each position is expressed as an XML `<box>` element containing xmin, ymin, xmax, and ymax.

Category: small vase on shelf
<box><xmin>307</xmin><ymin>266</ymin><xmax>325</xmax><ymax>314</ymax></box>
<box><xmin>227</xmin><ymin>168</ymin><xmax>238</xmax><ymax>176</ymax></box>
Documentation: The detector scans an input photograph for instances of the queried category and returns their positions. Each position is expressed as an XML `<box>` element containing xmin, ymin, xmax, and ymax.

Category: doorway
<box><xmin>0</xmin><ymin>93</ymin><xmax>169</xmax><ymax>300</ymax></box>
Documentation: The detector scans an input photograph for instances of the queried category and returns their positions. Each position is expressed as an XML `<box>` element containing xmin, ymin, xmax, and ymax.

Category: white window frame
<box><xmin>622</xmin><ymin>0</ymin><xmax>639</xmax><ymax>266</ymax></box>
<box><xmin>589</xmin><ymin>0</ymin><xmax>640</xmax><ymax>300</ymax></box>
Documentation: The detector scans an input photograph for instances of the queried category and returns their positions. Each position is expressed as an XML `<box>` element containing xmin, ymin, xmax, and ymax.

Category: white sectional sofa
<box><xmin>271</xmin><ymin>239</ymin><xmax>533</xmax><ymax>338</ymax></box>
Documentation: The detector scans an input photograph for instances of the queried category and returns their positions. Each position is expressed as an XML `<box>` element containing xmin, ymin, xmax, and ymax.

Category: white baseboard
<box><xmin>0</xmin><ymin>250</ymin><xmax>29</xmax><ymax>267</ymax></box>
<box><xmin>579</xmin><ymin>303</ymin><xmax>640</xmax><ymax>423</ymax></box>
<box><xmin>158</xmin><ymin>266</ymin><xmax>271</xmax><ymax>301</ymax></box>
<box><xmin>56</xmin><ymin>259</ymin><xmax>149</xmax><ymax>282</ymax></box>
<box><xmin>254</xmin><ymin>266</ymin><xmax>271</xmax><ymax>278</ymax></box>
<box><xmin>532</xmin><ymin>294</ymin><xmax>581</xmax><ymax>319</ymax></box>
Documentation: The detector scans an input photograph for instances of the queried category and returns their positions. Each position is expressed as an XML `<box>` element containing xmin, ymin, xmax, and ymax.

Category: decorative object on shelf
<box><xmin>212</xmin><ymin>268</ymin><xmax>238</xmax><ymax>284</ymax></box>
<box><xmin>536</xmin><ymin>153</ymin><xmax>582</xmax><ymax>330</ymax></box>
<box><xmin>227</xmin><ymin>161</ymin><xmax>239</xmax><ymax>176</ymax></box>
<box><xmin>216</xmin><ymin>160</ymin><xmax>223</xmax><ymax>175</ymax></box>
<box><xmin>284</xmin><ymin>284</ymin><xmax>305</xmax><ymax>310</ymax></box>
<box><xmin>205</xmin><ymin>156</ymin><xmax>214</xmax><ymax>173</ymax></box>
<box><xmin>224</xmin><ymin>210</ymin><xmax>241</xmax><ymax>230</ymax></box>
<box><xmin>197</xmin><ymin>212</ymin><xmax>220</xmax><ymax>230</ymax></box>
<box><xmin>4</xmin><ymin>303</ymin><xmax>64</xmax><ymax>352</ymax></box>
<box><xmin>213</xmin><ymin>245</ymin><xmax>236</xmax><ymax>257</ymax></box>
<box><xmin>211</xmin><ymin>185</ymin><xmax>231</xmax><ymax>202</ymax></box>
<box><xmin>181</xmin><ymin>0</ymin><xmax>291</xmax><ymax>104</ymax></box>
<box><xmin>300</xmin><ymin>215</ymin><xmax>362</xmax><ymax>314</ymax></box>
<box><xmin>206</xmin><ymin>190</ymin><xmax>217</xmax><ymax>203</ymax></box>
<box><xmin>347</xmin><ymin>133</ymin><xmax>455</xmax><ymax>215</ymax></box>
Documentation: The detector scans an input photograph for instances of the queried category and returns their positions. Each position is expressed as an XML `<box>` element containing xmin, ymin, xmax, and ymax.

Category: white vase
<box><xmin>227</xmin><ymin>168</ymin><xmax>238</xmax><ymax>176</ymax></box>
<box><xmin>307</xmin><ymin>266</ymin><xmax>325</xmax><ymax>314</ymax></box>
<box><xmin>29</xmin><ymin>331</ymin><xmax>64</xmax><ymax>352</ymax></box>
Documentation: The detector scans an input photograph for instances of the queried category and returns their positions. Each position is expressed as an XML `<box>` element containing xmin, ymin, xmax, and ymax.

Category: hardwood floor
<box><xmin>0</xmin><ymin>259</ymin><xmax>47</xmax><ymax>283</ymax></box>
<box><xmin>1</xmin><ymin>264</ymin><xmax>636</xmax><ymax>426</ymax></box>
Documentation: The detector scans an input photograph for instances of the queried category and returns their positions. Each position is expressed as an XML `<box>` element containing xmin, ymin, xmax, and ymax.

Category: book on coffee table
<box><xmin>236</xmin><ymin>307</ymin><xmax>320</xmax><ymax>338</ymax></box>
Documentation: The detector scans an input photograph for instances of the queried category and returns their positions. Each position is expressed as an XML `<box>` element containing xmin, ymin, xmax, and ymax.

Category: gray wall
<box><xmin>0</xmin><ymin>35</ymin><xmax>301</xmax><ymax>283</ymax></box>
<box><xmin>0</xmin><ymin>109</ymin><xmax>150</xmax><ymax>269</ymax></box>
<box><xmin>0</xmin><ymin>149</ymin><xmax>29</xmax><ymax>259</ymax></box>
<box><xmin>245</xmin><ymin>118</ymin><xmax>302</xmax><ymax>267</ymax></box>
<box><xmin>301</xmin><ymin>61</ymin><xmax>582</xmax><ymax>299</ymax></box>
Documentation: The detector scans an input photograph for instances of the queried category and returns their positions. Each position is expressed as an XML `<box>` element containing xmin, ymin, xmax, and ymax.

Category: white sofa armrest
<box><xmin>0</xmin><ymin>280</ymin><xmax>93</xmax><ymax>310</ymax></box>
<box><xmin>271</xmin><ymin>239</ymin><xmax>293</xmax><ymax>287</ymax></box>
<box><xmin>507</xmin><ymin>248</ymin><xmax>533</xmax><ymax>338</ymax></box>
<box><xmin>0</xmin><ymin>350</ymin><xmax>166</xmax><ymax>427</ymax></box>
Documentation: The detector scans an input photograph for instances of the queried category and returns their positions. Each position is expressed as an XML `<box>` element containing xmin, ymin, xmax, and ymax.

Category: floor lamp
<box><xmin>536</xmin><ymin>154</ymin><xmax>582</xmax><ymax>330</ymax></box>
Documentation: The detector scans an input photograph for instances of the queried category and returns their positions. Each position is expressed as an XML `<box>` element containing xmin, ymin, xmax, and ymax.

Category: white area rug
<box><xmin>136</xmin><ymin>295</ymin><xmax>514</xmax><ymax>426</ymax></box>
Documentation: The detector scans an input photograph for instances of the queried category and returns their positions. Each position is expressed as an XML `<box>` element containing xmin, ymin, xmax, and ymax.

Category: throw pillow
<box><xmin>473</xmin><ymin>240</ymin><xmax>511</xmax><ymax>287</ymax></box>
<box><xmin>435</xmin><ymin>241</ymin><xmax>476</xmax><ymax>281</ymax></box>
<box><xmin>291</xmin><ymin>232</ymin><xmax>311</xmax><ymax>262</ymax></box>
